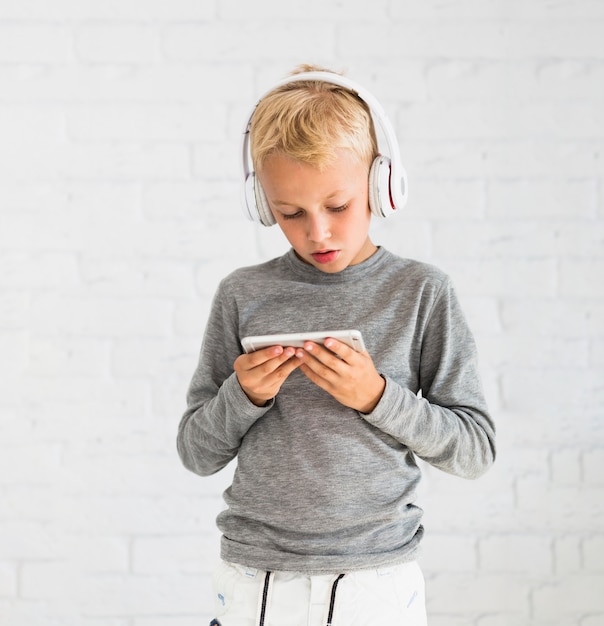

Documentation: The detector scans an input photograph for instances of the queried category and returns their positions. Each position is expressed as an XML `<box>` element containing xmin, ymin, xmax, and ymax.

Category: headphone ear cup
<box><xmin>254</xmin><ymin>176</ymin><xmax>276</xmax><ymax>226</ymax></box>
<box><xmin>368</xmin><ymin>155</ymin><xmax>396</xmax><ymax>218</ymax></box>
<box><xmin>243</xmin><ymin>173</ymin><xmax>276</xmax><ymax>226</ymax></box>
<box><xmin>242</xmin><ymin>173</ymin><xmax>259</xmax><ymax>223</ymax></box>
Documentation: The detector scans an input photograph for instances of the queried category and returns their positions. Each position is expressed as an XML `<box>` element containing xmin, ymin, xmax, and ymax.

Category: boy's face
<box><xmin>258</xmin><ymin>150</ymin><xmax>377</xmax><ymax>273</ymax></box>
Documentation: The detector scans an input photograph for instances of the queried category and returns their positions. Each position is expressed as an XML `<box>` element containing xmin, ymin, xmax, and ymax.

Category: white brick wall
<box><xmin>0</xmin><ymin>1</ymin><xmax>602</xmax><ymax>624</ymax></box>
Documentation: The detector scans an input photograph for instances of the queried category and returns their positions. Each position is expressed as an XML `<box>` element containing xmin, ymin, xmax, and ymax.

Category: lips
<box><xmin>311</xmin><ymin>250</ymin><xmax>339</xmax><ymax>264</ymax></box>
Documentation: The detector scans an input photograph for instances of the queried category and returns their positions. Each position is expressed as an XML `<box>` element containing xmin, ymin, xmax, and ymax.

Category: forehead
<box><xmin>258</xmin><ymin>150</ymin><xmax>369</xmax><ymax>203</ymax></box>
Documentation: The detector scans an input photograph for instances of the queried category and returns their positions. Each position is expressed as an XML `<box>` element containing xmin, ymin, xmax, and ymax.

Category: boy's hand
<box><xmin>234</xmin><ymin>346</ymin><xmax>301</xmax><ymax>407</ymax></box>
<box><xmin>295</xmin><ymin>338</ymin><xmax>386</xmax><ymax>413</ymax></box>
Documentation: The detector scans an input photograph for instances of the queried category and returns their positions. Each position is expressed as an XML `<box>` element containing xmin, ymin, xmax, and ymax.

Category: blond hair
<box><xmin>250</xmin><ymin>65</ymin><xmax>378</xmax><ymax>172</ymax></box>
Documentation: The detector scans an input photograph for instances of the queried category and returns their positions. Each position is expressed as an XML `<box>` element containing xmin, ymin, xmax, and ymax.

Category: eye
<box><xmin>281</xmin><ymin>210</ymin><xmax>303</xmax><ymax>220</ymax></box>
<box><xmin>328</xmin><ymin>203</ymin><xmax>349</xmax><ymax>213</ymax></box>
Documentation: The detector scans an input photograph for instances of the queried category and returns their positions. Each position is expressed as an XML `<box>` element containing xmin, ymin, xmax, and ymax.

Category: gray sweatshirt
<box><xmin>177</xmin><ymin>247</ymin><xmax>495</xmax><ymax>574</ymax></box>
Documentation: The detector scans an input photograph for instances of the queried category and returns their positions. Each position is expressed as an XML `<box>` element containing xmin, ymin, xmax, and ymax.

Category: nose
<box><xmin>307</xmin><ymin>213</ymin><xmax>331</xmax><ymax>242</ymax></box>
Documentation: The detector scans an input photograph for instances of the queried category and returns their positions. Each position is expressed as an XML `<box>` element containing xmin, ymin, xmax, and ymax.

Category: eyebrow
<box><xmin>272</xmin><ymin>191</ymin><xmax>346</xmax><ymax>207</ymax></box>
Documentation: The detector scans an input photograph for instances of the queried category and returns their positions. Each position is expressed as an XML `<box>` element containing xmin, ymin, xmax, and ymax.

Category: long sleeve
<box><xmin>362</xmin><ymin>277</ymin><xmax>496</xmax><ymax>479</ymax></box>
<box><xmin>177</xmin><ymin>280</ymin><xmax>272</xmax><ymax>477</ymax></box>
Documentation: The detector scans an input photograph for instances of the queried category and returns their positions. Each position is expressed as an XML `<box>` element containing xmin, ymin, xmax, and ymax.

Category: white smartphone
<box><xmin>241</xmin><ymin>329</ymin><xmax>366</xmax><ymax>354</ymax></box>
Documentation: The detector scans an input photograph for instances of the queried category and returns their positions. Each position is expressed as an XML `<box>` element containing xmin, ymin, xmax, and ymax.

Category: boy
<box><xmin>177</xmin><ymin>65</ymin><xmax>496</xmax><ymax>626</ymax></box>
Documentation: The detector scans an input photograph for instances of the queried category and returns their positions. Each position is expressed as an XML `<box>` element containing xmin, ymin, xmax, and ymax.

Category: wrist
<box><xmin>244</xmin><ymin>389</ymin><xmax>272</xmax><ymax>407</ymax></box>
<box><xmin>358</xmin><ymin>374</ymin><xmax>386</xmax><ymax>414</ymax></box>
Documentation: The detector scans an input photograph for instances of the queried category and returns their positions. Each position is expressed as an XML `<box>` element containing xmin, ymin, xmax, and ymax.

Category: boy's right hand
<box><xmin>234</xmin><ymin>346</ymin><xmax>301</xmax><ymax>407</ymax></box>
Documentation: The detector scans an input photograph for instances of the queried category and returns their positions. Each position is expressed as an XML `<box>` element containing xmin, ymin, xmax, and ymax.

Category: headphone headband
<box><xmin>241</xmin><ymin>71</ymin><xmax>407</xmax><ymax>225</ymax></box>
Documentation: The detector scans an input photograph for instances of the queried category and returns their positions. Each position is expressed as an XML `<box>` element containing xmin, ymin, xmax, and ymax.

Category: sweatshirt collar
<box><xmin>283</xmin><ymin>246</ymin><xmax>389</xmax><ymax>283</ymax></box>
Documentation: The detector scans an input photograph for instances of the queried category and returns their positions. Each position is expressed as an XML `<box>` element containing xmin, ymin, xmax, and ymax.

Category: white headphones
<box><xmin>241</xmin><ymin>71</ymin><xmax>408</xmax><ymax>227</ymax></box>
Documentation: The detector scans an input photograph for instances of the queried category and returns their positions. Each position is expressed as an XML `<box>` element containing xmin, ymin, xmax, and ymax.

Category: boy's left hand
<box><xmin>295</xmin><ymin>338</ymin><xmax>385</xmax><ymax>414</ymax></box>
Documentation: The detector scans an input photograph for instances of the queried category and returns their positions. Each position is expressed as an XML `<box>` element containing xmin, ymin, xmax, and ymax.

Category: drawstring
<box><xmin>258</xmin><ymin>571</ymin><xmax>273</xmax><ymax>626</ymax></box>
<box><xmin>326</xmin><ymin>574</ymin><xmax>345</xmax><ymax>626</ymax></box>
<box><xmin>256</xmin><ymin>570</ymin><xmax>344</xmax><ymax>626</ymax></box>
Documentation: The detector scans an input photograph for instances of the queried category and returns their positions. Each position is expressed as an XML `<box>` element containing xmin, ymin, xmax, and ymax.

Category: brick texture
<box><xmin>0</xmin><ymin>1</ymin><xmax>602</xmax><ymax>624</ymax></box>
